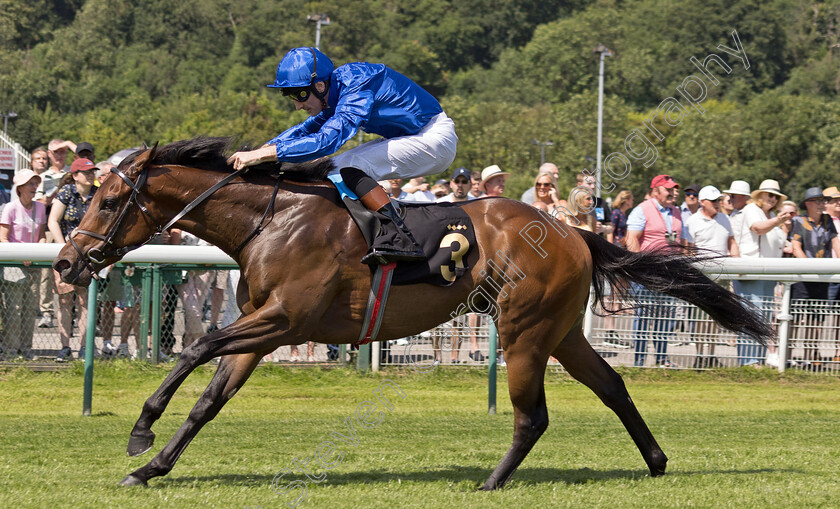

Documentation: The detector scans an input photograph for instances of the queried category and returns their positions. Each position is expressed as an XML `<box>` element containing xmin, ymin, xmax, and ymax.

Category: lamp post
<box><xmin>306</xmin><ymin>13</ymin><xmax>331</xmax><ymax>50</ymax></box>
<box><xmin>593</xmin><ymin>44</ymin><xmax>613</xmax><ymax>199</ymax></box>
<box><xmin>531</xmin><ymin>139</ymin><xmax>554</xmax><ymax>166</ymax></box>
<box><xmin>1</xmin><ymin>111</ymin><xmax>17</xmax><ymax>136</ymax></box>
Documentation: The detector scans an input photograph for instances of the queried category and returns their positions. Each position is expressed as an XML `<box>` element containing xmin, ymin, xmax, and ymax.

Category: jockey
<box><xmin>227</xmin><ymin>47</ymin><xmax>458</xmax><ymax>265</ymax></box>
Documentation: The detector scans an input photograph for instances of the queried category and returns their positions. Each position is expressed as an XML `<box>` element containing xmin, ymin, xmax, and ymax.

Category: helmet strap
<box><xmin>308</xmin><ymin>47</ymin><xmax>330</xmax><ymax>109</ymax></box>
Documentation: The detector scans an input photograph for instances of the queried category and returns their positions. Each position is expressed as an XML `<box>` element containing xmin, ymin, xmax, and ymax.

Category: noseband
<box><xmin>69</xmin><ymin>164</ymin><xmax>248</xmax><ymax>280</ymax></box>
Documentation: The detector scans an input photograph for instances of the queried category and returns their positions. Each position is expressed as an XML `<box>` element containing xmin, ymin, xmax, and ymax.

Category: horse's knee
<box><xmin>514</xmin><ymin>407</ymin><xmax>549</xmax><ymax>443</ymax></box>
<box><xmin>597</xmin><ymin>373</ymin><xmax>633</xmax><ymax>411</ymax></box>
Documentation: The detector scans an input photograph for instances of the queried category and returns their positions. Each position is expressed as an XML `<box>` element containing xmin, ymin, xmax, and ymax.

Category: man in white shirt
<box><xmin>685</xmin><ymin>186</ymin><xmax>739</xmax><ymax>256</ymax></box>
<box><xmin>684</xmin><ymin>186</ymin><xmax>739</xmax><ymax>368</ymax></box>
<box><xmin>437</xmin><ymin>167</ymin><xmax>475</xmax><ymax>203</ymax></box>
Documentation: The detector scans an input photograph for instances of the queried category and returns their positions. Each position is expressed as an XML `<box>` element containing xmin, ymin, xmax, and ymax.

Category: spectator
<box><xmin>723</xmin><ymin>180</ymin><xmax>751</xmax><ymax>222</ymax></box>
<box><xmin>778</xmin><ymin>200</ymin><xmax>798</xmax><ymax>257</ymax></box>
<box><xmin>625</xmin><ymin>174</ymin><xmax>682</xmax><ymax>368</ymax></box>
<box><xmin>561</xmin><ymin>187</ymin><xmax>602</xmax><ymax>233</ymax></box>
<box><xmin>478</xmin><ymin>165</ymin><xmax>508</xmax><ymax>198</ymax></box>
<box><xmin>469</xmin><ymin>170</ymin><xmax>485</xmax><ymax>199</ymax></box>
<box><xmin>577</xmin><ymin>172</ymin><xmax>613</xmax><ymax>238</ymax></box>
<box><xmin>74</xmin><ymin>141</ymin><xmax>95</xmax><ymax>162</ymax></box>
<box><xmin>679</xmin><ymin>183</ymin><xmax>701</xmax><ymax>238</ymax></box>
<box><xmin>732</xmin><ymin>179</ymin><xmax>792</xmax><ymax>367</ymax></box>
<box><xmin>608</xmin><ymin>190</ymin><xmax>634</xmax><ymax>246</ymax></box>
<box><xmin>824</xmin><ymin>186</ymin><xmax>840</xmax><ymax>362</ymax></box>
<box><xmin>684</xmin><ymin>186</ymin><xmax>739</xmax><ymax>368</ymax></box>
<box><xmin>0</xmin><ymin>170</ymin><xmax>46</xmax><ymax>360</ymax></box>
<box><xmin>530</xmin><ymin>171</ymin><xmax>564</xmax><ymax>214</ymax></box>
<box><xmin>178</xmin><ymin>231</ymin><xmax>213</xmax><ymax>349</ymax></box>
<box><xmin>383</xmin><ymin>178</ymin><xmax>411</xmax><ymax>201</ymax></box>
<box><xmin>402</xmin><ymin>176</ymin><xmax>436</xmax><ymax>202</ymax></box>
<box><xmin>0</xmin><ymin>174</ymin><xmax>10</xmax><ymax>207</ymax></box>
<box><xmin>430</xmin><ymin>183</ymin><xmax>449</xmax><ymax>199</ymax></box>
<box><xmin>48</xmin><ymin>158</ymin><xmax>98</xmax><ymax>362</ymax></box>
<box><xmin>521</xmin><ymin>163</ymin><xmax>559</xmax><ymax>205</ymax></box>
<box><xmin>437</xmin><ymin>167</ymin><xmax>474</xmax><ymax>203</ymax></box>
<box><xmin>790</xmin><ymin>187</ymin><xmax>839</xmax><ymax>363</ymax></box>
<box><xmin>720</xmin><ymin>193</ymin><xmax>734</xmax><ymax>215</ymax></box>
<box><xmin>601</xmin><ymin>189</ymin><xmax>634</xmax><ymax>349</ymax></box>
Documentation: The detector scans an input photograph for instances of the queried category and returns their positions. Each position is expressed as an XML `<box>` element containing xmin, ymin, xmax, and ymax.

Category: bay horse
<box><xmin>53</xmin><ymin>137</ymin><xmax>771</xmax><ymax>489</ymax></box>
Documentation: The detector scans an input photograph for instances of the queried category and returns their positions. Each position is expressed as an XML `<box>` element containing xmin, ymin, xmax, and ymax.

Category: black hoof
<box><xmin>119</xmin><ymin>474</ymin><xmax>147</xmax><ymax>487</ymax></box>
<box><xmin>127</xmin><ymin>432</ymin><xmax>155</xmax><ymax>457</ymax></box>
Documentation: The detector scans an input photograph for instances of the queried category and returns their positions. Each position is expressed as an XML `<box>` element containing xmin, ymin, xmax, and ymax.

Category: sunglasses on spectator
<box><xmin>453</xmin><ymin>178</ymin><xmax>470</xmax><ymax>184</ymax></box>
<box><xmin>282</xmin><ymin>87</ymin><xmax>312</xmax><ymax>102</ymax></box>
<box><xmin>684</xmin><ymin>192</ymin><xmax>698</xmax><ymax>197</ymax></box>
<box><xmin>535</xmin><ymin>183</ymin><xmax>554</xmax><ymax>188</ymax></box>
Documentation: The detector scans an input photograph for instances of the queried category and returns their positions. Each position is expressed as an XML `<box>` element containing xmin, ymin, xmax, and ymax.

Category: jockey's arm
<box><xmin>227</xmin><ymin>145</ymin><xmax>277</xmax><ymax>170</ymax></box>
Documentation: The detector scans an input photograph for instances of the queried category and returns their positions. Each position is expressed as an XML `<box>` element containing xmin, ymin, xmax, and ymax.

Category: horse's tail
<box><xmin>576</xmin><ymin>229</ymin><xmax>773</xmax><ymax>346</ymax></box>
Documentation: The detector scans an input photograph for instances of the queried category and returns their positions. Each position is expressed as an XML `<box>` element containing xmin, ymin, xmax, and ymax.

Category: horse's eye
<box><xmin>102</xmin><ymin>198</ymin><xmax>118</xmax><ymax>211</ymax></box>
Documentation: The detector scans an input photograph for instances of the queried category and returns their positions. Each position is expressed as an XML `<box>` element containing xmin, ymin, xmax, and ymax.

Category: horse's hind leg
<box><xmin>553</xmin><ymin>320</ymin><xmax>668</xmax><ymax>477</ymax></box>
<box><xmin>120</xmin><ymin>352</ymin><xmax>261</xmax><ymax>486</ymax></box>
<box><xmin>481</xmin><ymin>330</ymin><xmax>550</xmax><ymax>490</ymax></box>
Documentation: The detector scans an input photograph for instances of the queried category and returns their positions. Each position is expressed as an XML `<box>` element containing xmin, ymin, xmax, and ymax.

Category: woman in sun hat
<box><xmin>732</xmin><ymin>179</ymin><xmax>794</xmax><ymax>367</ymax></box>
<box><xmin>0</xmin><ymin>170</ymin><xmax>47</xmax><ymax>359</ymax></box>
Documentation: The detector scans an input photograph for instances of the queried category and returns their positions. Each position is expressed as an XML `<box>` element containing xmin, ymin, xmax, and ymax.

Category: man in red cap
<box><xmin>623</xmin><ymin>174</ymin><xmax>682</xmax><ymax>368</ymax></box>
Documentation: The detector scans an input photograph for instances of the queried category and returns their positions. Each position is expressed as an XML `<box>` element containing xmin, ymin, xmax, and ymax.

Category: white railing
<box><xmin>5</xmin><ymin>244</ymin><xmax>840</xmax><ymax>373</ymax></box>
<box><xmin>0</xmin><ymin>130</ymin><xmax>31</xmax><ymax>172</ymax></box>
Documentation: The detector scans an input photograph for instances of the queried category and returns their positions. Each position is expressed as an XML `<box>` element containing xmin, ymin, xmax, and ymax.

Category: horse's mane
<box><xmin>141</xmin><ymin>136</ymin><xmax>335</xmax><ymax>182</ymax></box>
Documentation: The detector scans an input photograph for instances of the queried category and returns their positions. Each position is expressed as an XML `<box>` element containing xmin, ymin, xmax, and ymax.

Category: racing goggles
<box><xmin>282</xmin><ymin>87</ymin><xmax>313</xmax><ymax>103</ymax></box>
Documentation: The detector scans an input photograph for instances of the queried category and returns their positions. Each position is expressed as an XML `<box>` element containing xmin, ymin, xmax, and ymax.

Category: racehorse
<box><xmin>53</xmin><ymin>137</ymin><xmax>771</xmax><ymax>489</ymax></box>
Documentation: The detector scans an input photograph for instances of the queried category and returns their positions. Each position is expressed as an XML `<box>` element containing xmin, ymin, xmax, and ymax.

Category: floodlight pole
<box><xmin>593</xmin><ymin>45</ymin><xmax>613</xmax><ymax>199</ymax></box>
<box><xmin>1</xmin><ymin>111</ymin><xmax>17</xmax><ymax>135</ymax></box>
<box><xmin>531</xmin><ymin>139</ymin><xmax>554</xmax><ymax>166</ymax></box>
<box><xmin>307</xmin><ymin>14</ymin><xmax>331</xmax><ymax>50</ymax></box>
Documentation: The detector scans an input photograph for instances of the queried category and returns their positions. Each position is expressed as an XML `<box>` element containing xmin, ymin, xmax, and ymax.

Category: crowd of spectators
<box><xmin>3</xmin><ymin>140</ymin><xmax>840</xmax><ymax>368</ymax></box>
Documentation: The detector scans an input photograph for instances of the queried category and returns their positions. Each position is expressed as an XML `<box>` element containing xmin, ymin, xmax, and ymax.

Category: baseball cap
<box><xmin>650</xmin><ymin>174</ymin><xmax>679</xmax><ymax>189</ymax></box>
<box><xmin>70</xmin><ymin>158</ymin><xmax>96</xmax><ymax>173</ymax></box>
<box><xmin>434</xmin><ymin>179</ymin><xmax>449</xmax><ymax>187</ymax></box>
<box><xmin>75</xmin><ymin>142</ymin><xmax>94</xmax><ymax>155</ymax></box>
<box><xmin>698</xmin><ymin>185</ymin><xmax>722</xmax><ymax>201</ymax></box>
<box><xmin>13</xmin><ymin>169</ymin><xmax>41</xmax><ymax>187</ymax></box>
<box><xmin>451</xmin><ymin>167</ymin><xmax>471</xmax><ymax>181</ymax></box>
<box><xmin>684</xmin><ymin>183</ymin><xmax>701</xmax><ymax>193</ymax></box>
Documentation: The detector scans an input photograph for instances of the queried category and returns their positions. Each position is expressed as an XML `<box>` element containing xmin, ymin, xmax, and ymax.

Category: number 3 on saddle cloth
<box><xmin>328</xmin><ymin>174</ymin><xmax>477</xmax><ymax>344</ymax></box>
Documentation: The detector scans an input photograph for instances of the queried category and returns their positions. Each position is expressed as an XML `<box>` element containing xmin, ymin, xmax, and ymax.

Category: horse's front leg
<box><xmin>120</xmin><ymin>352</ymin><xmax>262</xmax><ymax>486</ymax></box>
<box><xmin>125</xmin><ymin>303</ymin><xmax>289</xmax><ymax>458</ymax></box>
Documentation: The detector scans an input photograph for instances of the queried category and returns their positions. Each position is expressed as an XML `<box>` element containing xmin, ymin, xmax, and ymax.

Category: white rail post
<box><xmin>776</xmin><ymin>282</ymin><xmax>793</xmax><ymax>373</ymax></box>
<box><xmin>372</xmin><ymin>341</ymin><xmax>381</xmax><ymax>372</ymax></box>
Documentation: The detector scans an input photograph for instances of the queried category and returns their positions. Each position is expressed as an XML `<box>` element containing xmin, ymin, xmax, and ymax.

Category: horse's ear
<box><xmin>148</xmin><ymin>141</ymin><xmax>159</xmax><ymax>162</ymax></box>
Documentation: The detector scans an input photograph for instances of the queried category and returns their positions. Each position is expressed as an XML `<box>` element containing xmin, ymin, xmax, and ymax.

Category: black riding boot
<box><xmin>361</xmin><ymin>199</ymin><xmax>426</xmax><ymax>265</ymax></box>
<box><xmin>339</xmin><ymin>167</ymin><xmax>426</xmax><ymax>265</ymax></box>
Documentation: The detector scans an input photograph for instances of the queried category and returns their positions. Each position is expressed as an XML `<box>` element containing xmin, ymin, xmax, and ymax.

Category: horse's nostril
<box><xmin>53</xmin><ymin>259</ymin><xmax>71</xmax><ymax>274</ymax></box>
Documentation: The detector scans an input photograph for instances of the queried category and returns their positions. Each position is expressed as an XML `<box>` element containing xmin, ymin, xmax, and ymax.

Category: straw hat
<box><xmin>750</xmin><ymin>179</ymin><xmax>787</xmax><ymax>202</ymax></box>
<box><xmin>478</xmin><ymin>165</ymin><xmax>509</xmax><ymax>192</ymax></box>
<box><xmin>823</xmin><ymin>186</ymin><xmax>840</xmax><ymax>199</ymax></box>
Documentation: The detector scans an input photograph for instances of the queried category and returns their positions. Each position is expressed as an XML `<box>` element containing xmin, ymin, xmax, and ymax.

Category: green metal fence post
<box><xmin>139</xmin><ymin>266</ymin><xmax>152</xmax><ymax>361</ymax></box>
<box><xmin>339</xmin><ymin>344</ymin><xmax>347</xmax><ymax>365</ymax></box>
<box><xmin>82</xmin><ymin>279</ymin><xmax>98</xmax><ymax>416</ymax></box>
<box><xmin>356</xmin><ymin>343</ymin><xmax>370</xmax><ymax>372</ymax></box>
<box><xmin>488</xmin><ymin>322</ymin><xmax>497</xmax><ymax>415</ymax></box>
<box><xmin>151</xmin><ymin>266</ymin><xmax>162</xmax><ymax>364</ymax></box>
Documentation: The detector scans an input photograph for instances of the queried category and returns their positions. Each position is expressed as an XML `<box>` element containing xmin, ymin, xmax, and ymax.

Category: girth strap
<box><xmin>356</xmin><ymin>261</ymin><xmax>397</xmax><ymax>345</ymax></box>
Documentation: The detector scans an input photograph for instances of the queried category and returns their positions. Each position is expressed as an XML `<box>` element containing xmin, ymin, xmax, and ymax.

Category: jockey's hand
<box><xmin>226</xmin><ymin>145</ymin><xmax>278</xmax><ymax>170</ymax></box>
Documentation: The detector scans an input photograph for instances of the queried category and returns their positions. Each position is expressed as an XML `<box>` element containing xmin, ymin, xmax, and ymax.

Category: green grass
<box><xmin>1</xmin><ymin>362</ymin><xmax>839</xmax><ymax>508</ymax></box>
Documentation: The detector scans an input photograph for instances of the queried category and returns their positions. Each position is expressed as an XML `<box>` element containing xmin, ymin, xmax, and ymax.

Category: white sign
<box><xmin>0</xmin><ymin>148</ymin><xmax>13</xmax><ymax>170</ymax></box>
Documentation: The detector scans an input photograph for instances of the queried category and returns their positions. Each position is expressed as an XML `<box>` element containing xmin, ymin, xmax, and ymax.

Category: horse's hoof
<box><xmin>118</xmin><ymin>474</ymin><xmax>147</xmax><ymax>487</ymax></box>
<box><xmin>127</xmin><ymin>433</ymin><xmax>155</xmax><ymax>457</ymax></box>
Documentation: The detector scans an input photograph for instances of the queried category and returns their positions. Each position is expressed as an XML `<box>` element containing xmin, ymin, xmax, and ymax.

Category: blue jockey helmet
<box><xmin>268</xmin><ymin>47</ymin><xmax>334</xmax><ymax>88</ymax></box>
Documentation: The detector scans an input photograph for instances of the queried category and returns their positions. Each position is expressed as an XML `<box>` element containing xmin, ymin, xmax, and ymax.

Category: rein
<box><xmin>69</xmin><ymin>164</ymin><xmax>249</xmax><ymax>279</ymax></box>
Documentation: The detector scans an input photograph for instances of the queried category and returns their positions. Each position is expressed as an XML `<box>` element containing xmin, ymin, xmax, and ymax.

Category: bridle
<box><xmin>68</xmin><ymin>161</ymin><xmax>249</xmax><ymax>281</ymax></box>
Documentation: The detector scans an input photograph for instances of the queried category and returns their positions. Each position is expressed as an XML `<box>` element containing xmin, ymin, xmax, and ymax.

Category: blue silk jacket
<box><xmin>266</xmin><ymin>63</ymin><xmax>443</xmax><ymax>162</ymax></box>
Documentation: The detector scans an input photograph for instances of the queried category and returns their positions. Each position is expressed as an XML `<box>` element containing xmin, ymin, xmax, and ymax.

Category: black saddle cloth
<box><xmin>372</xmin><ymin>201</ymin><xmax>476</xmax><ymax>286</ymax></box>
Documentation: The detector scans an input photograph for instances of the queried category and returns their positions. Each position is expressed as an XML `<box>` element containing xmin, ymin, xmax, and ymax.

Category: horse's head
<box><xmin>53</xmin><ymin>144</ymin><xmax>162</xmax><ymax>286</ymax></box>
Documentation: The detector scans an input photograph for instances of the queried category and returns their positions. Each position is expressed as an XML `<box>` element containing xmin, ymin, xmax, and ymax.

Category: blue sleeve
<box><xmin>270</xmin><ymin>87</ymin><xmax>374</xmax><ymax>163</ymax></box>
<box><xmin>626</xmin><ymin>205</ymin><xmax>646</xmax><ymax>231</ymax></box>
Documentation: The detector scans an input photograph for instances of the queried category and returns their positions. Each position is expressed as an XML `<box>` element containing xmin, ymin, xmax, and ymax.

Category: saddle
<box><xmin>343</xmin><ymin>198</ymin><xmax>476</xmax><ymax>286</ymax></box>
